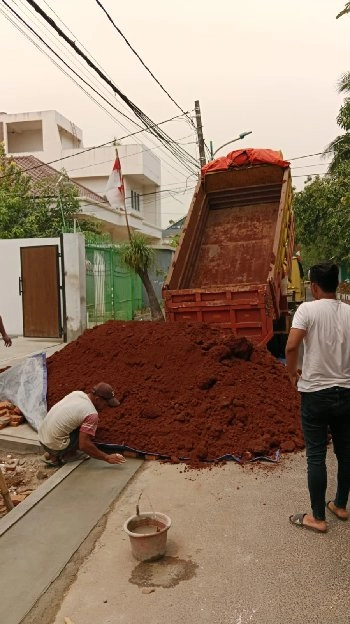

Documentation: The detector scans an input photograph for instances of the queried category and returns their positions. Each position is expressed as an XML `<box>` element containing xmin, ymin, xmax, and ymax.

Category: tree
<box><xmin>169</xmin><ymin>232</ymin><xmax>181</xmax><ymax>247</ymax></box>
<box><xmin>0</xmin><ymin>143</ymin><xmax>99</xmax><ymax>238</ymax></box>
<box><xmin>324</xmin><ymin>73</ymin><xmax>350</xmax><ymax>171</ymax></box>
<box><xmin>336</xmin><ymin>2</ymin><xmax>350</xmax><ymax>18</ymax></box>
<box><xmin>293</xmin><ymin>163</ymin><xmax>350</xmax><ymax>265</ymax></box>
<box><xmin>118</xmin><ymin>233</ymin><xmax>164</xmax><ymax>321</ymax></box>
<box><xmin>166</xmin><ymin>218</ymin><xmax>185</xmax><ymax>248</ymax></box>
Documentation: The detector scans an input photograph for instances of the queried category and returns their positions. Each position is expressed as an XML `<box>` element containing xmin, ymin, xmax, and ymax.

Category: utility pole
<box><xmin>194</xmin><ymin>100</ymin><xmax>206</xmax><ymax>169</ymax></box>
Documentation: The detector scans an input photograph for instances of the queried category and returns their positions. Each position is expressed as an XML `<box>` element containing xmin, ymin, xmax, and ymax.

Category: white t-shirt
<box><xmin>292</xmin><ymin>299</ymin><xmax>350</xmax><ymax>392</ymax></box>
<box><xmin>39</xmin><ymin>391</ymin><xmax>98</xmax><ymax>450</ymax></box>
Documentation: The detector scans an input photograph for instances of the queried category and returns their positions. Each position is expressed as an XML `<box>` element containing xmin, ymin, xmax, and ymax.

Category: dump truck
<box><xmin>162</xmin><ymin>149</ymin><xmax>295</xmax><ymax>352</ymax></box>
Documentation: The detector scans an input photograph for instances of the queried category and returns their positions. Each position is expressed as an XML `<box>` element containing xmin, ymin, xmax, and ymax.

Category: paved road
<box><xmin>49</xmin><ymin>451</ymin><xmax>349</xmax><ymax>624</ymax></box>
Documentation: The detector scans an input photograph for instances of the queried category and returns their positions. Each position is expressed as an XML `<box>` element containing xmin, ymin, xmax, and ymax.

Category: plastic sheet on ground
<box><xmin>0</xmin><ymin>353</ymin><xmax>47</xmax><ymax>431</ymax></box>
<box><xmin>96</xmin><ymin>443</ymin><xmax>281</xmax><ymax>464</ymax></box>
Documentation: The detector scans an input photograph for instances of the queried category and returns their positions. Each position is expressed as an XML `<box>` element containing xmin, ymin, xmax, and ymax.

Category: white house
<box><xmin>0</xmin><ymin>109</ymin><xmax>163</xmax><ymax>242</ymax></box>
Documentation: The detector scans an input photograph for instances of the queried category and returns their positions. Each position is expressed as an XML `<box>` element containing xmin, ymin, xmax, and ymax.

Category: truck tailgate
<box><xmin>163</xmin><ymin>283</ymin><xmax>274</xmax><ymax>343</ymax></box>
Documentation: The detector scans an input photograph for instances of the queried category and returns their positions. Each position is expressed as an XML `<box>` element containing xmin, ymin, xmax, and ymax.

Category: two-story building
<box><xmin>0</xmin><ymin>109</ymin><xmax>163</xmax><ymax>242</ymax></box>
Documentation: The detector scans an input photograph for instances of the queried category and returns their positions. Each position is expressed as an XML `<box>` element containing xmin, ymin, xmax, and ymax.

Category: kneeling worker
<box><xmin>39</xmin><ymin>382</ymin><xmax>126</xmax><ymax>467</ymax></box>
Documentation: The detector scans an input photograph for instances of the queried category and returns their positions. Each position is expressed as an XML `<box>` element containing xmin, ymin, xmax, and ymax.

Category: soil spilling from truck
<box><xmin>46</xmin><ymin>321</ymin><xmax>303</xmax><ymax>465</ymax></box>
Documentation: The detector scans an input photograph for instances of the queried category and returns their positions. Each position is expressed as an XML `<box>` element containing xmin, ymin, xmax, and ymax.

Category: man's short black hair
<box><xmin>309</xmin><ymin>262</ymin><xmax>339</xmax><ymax>293</ymax></box>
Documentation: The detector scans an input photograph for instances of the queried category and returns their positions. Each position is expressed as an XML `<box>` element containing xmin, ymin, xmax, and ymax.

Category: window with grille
<box><xmin>131</xmin><ymin>190</ymin><xmax>140</xmax><ymax>212</ymax></box>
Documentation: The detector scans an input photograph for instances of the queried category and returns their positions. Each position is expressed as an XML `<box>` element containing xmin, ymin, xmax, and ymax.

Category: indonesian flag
<box><xmin>105</xmin><ymin>156</ymin><xmax>125</xmax><ymax>211</ymax></box>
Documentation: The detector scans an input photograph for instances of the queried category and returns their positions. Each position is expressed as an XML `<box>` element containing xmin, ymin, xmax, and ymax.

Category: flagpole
<box><xmin>115</xmin><ymin>148</ymin><xmax>132</xmax><ymax>242</ymax></box>
<box><xmin>123</xmin><ymin>188</ymin><xmax>132</xmax><ymax>243</ymax></box>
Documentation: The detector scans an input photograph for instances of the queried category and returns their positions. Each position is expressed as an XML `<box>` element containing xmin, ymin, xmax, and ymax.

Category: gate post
<box><xmin>61</xmin><ymin>234</ymin><xmax>87</xmax><ymax>342</ymax></box>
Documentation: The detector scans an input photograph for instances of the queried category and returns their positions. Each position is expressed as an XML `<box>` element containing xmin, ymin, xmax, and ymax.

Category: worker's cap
<box><xmin>92</xmin><ymin>382</ymin><xmax>120</xmax><ymax>407</ymax></box>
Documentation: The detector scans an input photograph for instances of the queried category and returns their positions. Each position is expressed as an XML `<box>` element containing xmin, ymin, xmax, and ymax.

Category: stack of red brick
<box><xmin>0</xmin><ymin>401</ymin><xmax>24</xmax><ymax>429</ymax></box>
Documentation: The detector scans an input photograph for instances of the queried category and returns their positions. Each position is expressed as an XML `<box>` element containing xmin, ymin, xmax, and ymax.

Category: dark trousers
<box><xmin>301</xmin><ymin>387</ymin><xmax>350</xmax><ymax>521</ymax></box>
<box><xmin>40</xmin><ymin>428</ymin><xmax>80</xmax><ymax>458</ymax></box>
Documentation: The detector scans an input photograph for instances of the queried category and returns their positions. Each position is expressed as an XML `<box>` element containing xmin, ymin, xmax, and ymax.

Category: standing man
<box><xmin>0</xmin><ymin>315</ymin><xmax>12</xmax><ymax>347</ymax></box>
<box><xmin>286</xmin><ymin>262</ymin><xmax>350</xmax><ymax>533</ymax></box>
<box><xmin>39</xmin><ymin>382</ymin><xmax>126</xmax><ymax>467</ymax></box>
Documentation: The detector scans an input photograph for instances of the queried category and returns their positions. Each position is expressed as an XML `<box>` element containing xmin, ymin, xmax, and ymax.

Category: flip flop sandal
<box><xmin>326</xmin><ymin>501</ymin><xmax>349</xmax><ymax>521</ymax></box>
<box><xmin>289</xmin><ymin>513</ymin><xmax>327</xmax><ymax>533</ymax></box>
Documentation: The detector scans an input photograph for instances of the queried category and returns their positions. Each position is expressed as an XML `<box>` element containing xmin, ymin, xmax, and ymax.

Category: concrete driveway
<box><xmin>47</xmin><ymin>450</ymin><xmax>349</xmax><ymax>624</ymax></box>
<box><xmin>0</xmin><ymin>336</ymin><xmax>64</xmax><ymax>368</ymax></box>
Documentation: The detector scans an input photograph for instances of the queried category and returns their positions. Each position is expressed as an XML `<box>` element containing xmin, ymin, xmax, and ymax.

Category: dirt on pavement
<box><xmin>0</xmin><ymin>451</ymin><xmax>58</xmax><ymax>517</ymax></box>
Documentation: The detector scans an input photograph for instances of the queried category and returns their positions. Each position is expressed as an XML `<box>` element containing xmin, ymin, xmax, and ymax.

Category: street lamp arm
<box><xmin>212</xmin><ymin>131</ymin><xmax>252</xmax><ymax>158</ymax></box>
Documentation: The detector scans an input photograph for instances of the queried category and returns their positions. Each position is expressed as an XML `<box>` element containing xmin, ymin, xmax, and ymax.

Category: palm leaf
<box><xmin>119</xmin><ymin>232</ymin><xmax>155</xmax><ymax>273</ymax></box>
<box><xmin>338</xmin><ymin>72</ymin><xmax>350</xmax><ymax>95</ymax></box>
<box><xmin>324</xmin><ymin>133</ymin><xmax>350</xmax><ymax>172</ymax></box>
<box><xmin>336</xmin><ymin>98</ymin><xmax>350</xmax><ymax>131</ymax></box>
<box><xmin>336</xmin><ymin>2</ymin><xmax>350</xmax><ymax>18</ymax></box>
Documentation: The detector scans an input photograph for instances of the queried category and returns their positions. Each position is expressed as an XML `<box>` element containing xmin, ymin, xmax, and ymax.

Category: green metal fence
<box><xmin>340</xmin><ymin>262</ymin><xmax>350</xmax><ymax>282</ymax></box>
<box><xmin>85</xmin><ymin>244</ymin><xmax>142</xmax><ymax>324</ymax></box>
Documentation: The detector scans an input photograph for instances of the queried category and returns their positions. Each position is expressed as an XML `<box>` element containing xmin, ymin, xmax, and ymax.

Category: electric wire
<box><xmin>14</xmin><ymin>0</ymin><xmax>137</xmax><ymax>135</ymax></box>
<box><xmin>0</xmin><ymin>3</ymin><xmax>197</xmax><ymax>181</ymax></box>
<box><xmin>1</xmin><ymin>0</ymin><xmax>198</xmax><ymax>174</ymax></box>
<box><xmin>1</xmin><ymin>0</ymin><xmax>199</xmax><ymax>180</ymax></box>
<box><xmin>291</xmin><ymin>161</ymin><xmax>331</xmax><ymax>170</ymax></box>
<box><xmin>0</xmin><ymin>111</ymin><xmax>196</xmax><ymax>179</ymax></box>
<box><xmin>20</xmin><ymin>0</ymin><xmax>199</xmax><ymax>173</ymax></box>
<box><xmin>64</xmin><ymin>136</ymin><xmax>197</xmax><ymax>175</ymax></box>
<box><xmin>0</xmin><ymin>185</ymin><xmax>196</xmax><ymax>205</ymax></box>
<box><xmin>0</xmin><ymin>2</ymin><xmax>146</xmax><ymax>130</ymax></box>
<box><xmin>288</xmin><ymin>150</ymin><xmax>331</xmax><ymax>161</ymax></box>
<box><xmin>2</xmin><ymin>5</ymin><xmax>340</xmax><ymax>193</ymax></box>
<box><xmin>94</xmin><ymin>0</ymin><xmax>195</xmax><ymax>129</ymax></box>
<box><xmin>41</xmin><ymin>0</ymin><xmax>118</xmax><ymax>82</ymax></box>
<box><xmin>2</xmin><ymin>3</ymin><xmax>342</xmax><ymax>177</ymax></box>
<box><xmin>293</xmin><ymin>172</ymin><xmax>327</xmax><ymax>178</ymax></box>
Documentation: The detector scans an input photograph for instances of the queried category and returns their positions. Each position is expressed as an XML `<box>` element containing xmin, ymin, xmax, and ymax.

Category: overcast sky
<box><xmin>0</xmin><ymin>0</ymin><xmax>349</xmax><ymax>225</ymax></box>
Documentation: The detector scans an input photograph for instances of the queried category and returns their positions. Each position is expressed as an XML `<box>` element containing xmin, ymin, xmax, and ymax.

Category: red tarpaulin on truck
<box><xmin>202</xmin><ymin>148</ymin><xmax>290</xmax><ymax>175</ymax></box>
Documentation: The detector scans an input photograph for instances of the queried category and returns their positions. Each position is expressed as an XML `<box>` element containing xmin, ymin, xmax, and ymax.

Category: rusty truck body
<box><xmin>162</xmin><ymin>158</ymin><xmax>294</xmax><ymax>347</ymax></box>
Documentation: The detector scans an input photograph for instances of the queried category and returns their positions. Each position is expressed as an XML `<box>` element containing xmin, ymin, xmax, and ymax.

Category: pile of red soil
<box><xmin>46</xmin><ymin>321</ymin><xmax>303</xmax><ymax>464</ymax></box>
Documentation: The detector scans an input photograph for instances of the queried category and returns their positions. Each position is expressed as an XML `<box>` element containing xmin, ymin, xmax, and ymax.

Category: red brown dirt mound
<box><xmin>46</xmin><ymin>321</ymin><xmax>303</xmax><ymax>464</ymax></box>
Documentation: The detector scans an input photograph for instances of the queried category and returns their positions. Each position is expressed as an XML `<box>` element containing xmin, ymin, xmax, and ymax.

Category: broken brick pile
<box><xmin>0</xmin><ymin>453</ymin><xmax>53</xmax><ymax>516</ymax></box>
<box><xmin>46</xmin><ymin>321</ymin><xmax>303</xmax><ymax>465</ymax></box>
<box><xmin>0</xmin><ymin>401</ymin><xmax>24</xmax><ymax>429</ymax></box>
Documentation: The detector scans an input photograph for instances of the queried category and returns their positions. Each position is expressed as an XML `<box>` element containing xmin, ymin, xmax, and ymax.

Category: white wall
<box><xmin>0</xmin><ymin>235</ymin><xmax>86</xmax><ymax>340</ymax></box>
<box><xmin>63</xmin><ymin>234</ymin><xmax>87</xmax><ymax>342</ymax></box>
<box><xmin>0</xmin><ymin>110</ymin><xmax>83</xmax><ymax>163</ymax></box>
<box><xmin>7</xmin><ymin>126</ymin><xmax>43</xmax><ymax>153</ymax></box>
<box><xmin>142</xmin><ymin>183</ymin><xmax>161</xmax><ymax>226</ymax></box>
<box><xmin>0</xmin><ymin>237</ymin><xmax>59</xmax><ymax>336</ymax></box>
<box><xmin>73</xmin><ymin>176</ymin><xmax>107</xmax><ymax>195</ymax></box>
<box><xmin>141</xmin><ymin>148</ymin><xmax>162</xmax><ymax>187</ymax></box>
<box><xmin>121</xmin><ymin>144</ymin><xmax>161</xmax><ymax>185</ymax></box>
<box><xmin>58</xmin><ymin>127</ymin><xmax>78</xmax><ymax>149</ymax></box>
<box><xmin>63</xmin><ymin>144</ymin><xmax>161</xmax><ymax>186</ymax></box>
<box><xmin>0</xmin><ymin>110</ymin><xmax>162</xmax><ymax>237</ymax></box>
<box><xmin>124</xmin><ymin>178</ymin><xmax>144</xmax><ymax>214</ymax></box>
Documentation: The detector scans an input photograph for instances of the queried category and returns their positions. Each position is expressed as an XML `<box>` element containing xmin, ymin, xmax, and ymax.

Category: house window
<box><xmin>131</xmin><ymin>190</ymin><xmax>140</xmax><ymax>212</ymax></box>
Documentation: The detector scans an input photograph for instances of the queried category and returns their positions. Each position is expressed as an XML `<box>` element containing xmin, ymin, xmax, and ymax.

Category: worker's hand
<box><xmin>106</xmin><ymin>453</ymin><xmax>126</xmax><ymax>465</ymax></box>
<box><xmin>2</xmin><ymin>334</ymin><xmax>12</xmax><ymax>347</ymax></box>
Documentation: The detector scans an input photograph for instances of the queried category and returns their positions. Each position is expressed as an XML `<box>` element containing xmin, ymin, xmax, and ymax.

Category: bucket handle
<box><xmin>136</xmin><ymin>492</ymin><xmax>156</xmax><ymax>519</ymax></box>
<box><xmin>136</xmin><ymin>492</ymin><xmax>142</xmax><ymax>516</ymax></box>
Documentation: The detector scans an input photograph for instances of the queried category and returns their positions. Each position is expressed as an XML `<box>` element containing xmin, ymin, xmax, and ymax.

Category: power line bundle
<box><xmin>0</xmin><ymin>0</ymin><xmax>199</xmax><ymax>178</ymax></box>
